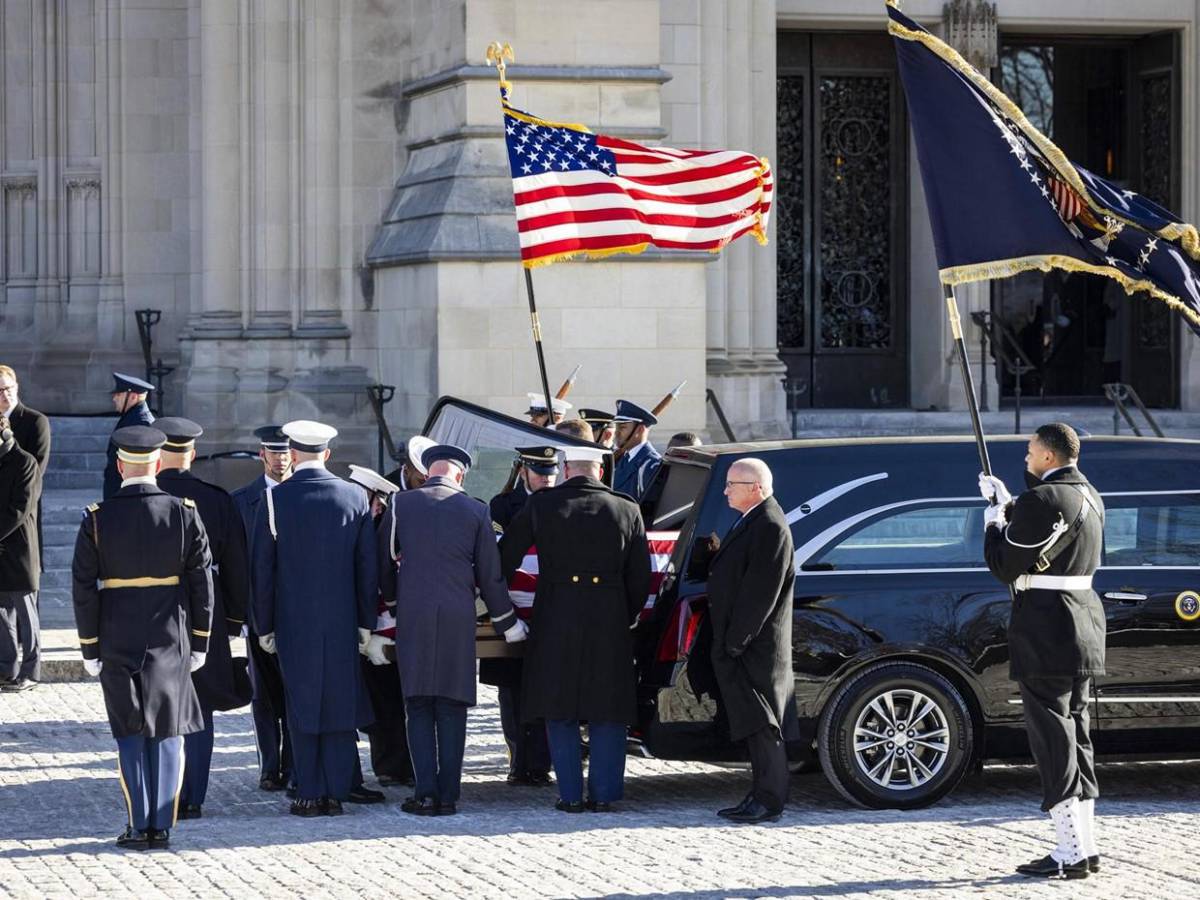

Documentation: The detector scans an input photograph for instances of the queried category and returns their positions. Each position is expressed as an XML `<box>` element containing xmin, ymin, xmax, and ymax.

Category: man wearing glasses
<box><xmin>703</xmin><ymin>458</ymin><xmax>797</xmax><ymax>823</ymax></box>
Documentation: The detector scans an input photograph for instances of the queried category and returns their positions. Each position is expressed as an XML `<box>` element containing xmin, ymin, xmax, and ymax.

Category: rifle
<box><xmin>613</xmin><ymin>380</ymin><xmax>686</xmax><ymax>462</ymax></box>
<box><xmin>502</xmin><ymin>364</ymin><xmax>583</xmax><ymax>494</ymax></box>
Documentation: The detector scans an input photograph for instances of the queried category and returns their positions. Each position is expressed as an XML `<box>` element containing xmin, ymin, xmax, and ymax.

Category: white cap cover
<box><xmin>526</xmin><ymin>392</ymin><xmax>573</xmax><ymax>415</ymax></box>
<box><xmin>561</xmin><ymin>445</ymin><xmax>608</xmax><ymax>463</ymax></box>
<box><xmin>281</xmin><ymin>420</ymin><xmax>338</xmax><ymax>452</ymax></box>
<box><xmin>348</xmin><ymin>464</ymin><xmax>400</xmax><ymax>495</ymax></box>
<box><xmin>406</xmin><ymin>435</ymin><xmax>436</xmax><ymax>476</ymax></box>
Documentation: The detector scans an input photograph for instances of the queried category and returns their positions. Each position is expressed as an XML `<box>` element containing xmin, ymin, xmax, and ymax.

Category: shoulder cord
<box><xmin>265</xmin><ymin>487</ymin><xmax>278</xmax><ymax>540</ymax></box>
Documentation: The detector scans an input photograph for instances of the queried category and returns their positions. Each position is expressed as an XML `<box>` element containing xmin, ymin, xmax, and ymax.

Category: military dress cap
<box><xmin>526</xmin><ymin>392</ymin><xmax>573</xmax><ymax>416</ymax></box>
<box><xmin>112</xmin><ymin>372</ymin><xmax>156</xmax><ymax>394</ymax></box>
<box><xmin>515</xmin><ymin>445</ymin><xmax>561</xmax><ymax>475</ymax></box>
<box><xmin>613</xmin><ymin>399</ymin><xmax>658</xmax><ymax>427</ymax></box>
<box><xmin>406</xmin><ymin>435</ymin><xmax>436</xmax><ymax>476</ymax></box>
<box><xmin>561</xmin><ymin>445</ymin><xmax>608</xmax><ymax>463</ymax></box>
<box><xmin>281</xmin><ymin>420</ymin><xmax>337</xmax><ymax>453</ymax></box>
<box><xmin>112</xmin><ymin>425</ymin><xmax>168</xmax><ymax>464</ymax></box>
<box><xmin>576</xmin><ymin>408</ymin><xmax>615</xmax><ymax>426</ymax></box>
<box><xmin>155</xmin><ymin>417</ymin><xmax>203</xmax><ymax>451</ymax></box>
<box><xmin>253</xmin><ymin>424</ymin><xmax>290</xmax><ymax>452</ymax></box>
<box><xmin>348</xmin><ymin>464</ymin><xmax>400</xmax><ymax>496</ymax></box>
<box><xmin>422</xmin><ymin>443</ymin><xmax>473</xmax><ymax>472</ymax></box>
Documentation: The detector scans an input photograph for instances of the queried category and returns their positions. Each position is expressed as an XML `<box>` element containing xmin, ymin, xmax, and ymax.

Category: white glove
<box><xmin>358</xmin><ymin>627</ymin><xmax>371</xmax><ymax>654</ymax></box>
<box><xmin>259</xmin><ymin>632</ymin><xmax>277</xmax><ymax>654</ymax></box>
<box><xmin>503</xmin><ymin>619</ymin><xmax>529</xmax><ymax>643</ymax></box>
<box><xmin>978</xmin><ymin>473</ymin><xmax>1012</xmax><ymax>506</ymax></box>
<box><xmin>189</xmin><ymin>651</ymin><xmax>207</xmax><ymax>672</ymax></box>
<box><xmin>83</xmin><ymin>658</ymin><xmax>103</xmax><ymax>677</ymax></box>
<box><xmin>366</xmin><ymin>634</ymin><xmax>394</xmax><ymax>666</ymax></box>
<box><xmin>984</xmin><ymin>503</ymin><xmax>1007</xmax><ymax>530</ymax></box>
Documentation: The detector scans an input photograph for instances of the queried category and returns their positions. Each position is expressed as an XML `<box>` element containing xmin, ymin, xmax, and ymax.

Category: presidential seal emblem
<box><xmin>1175</xmin><ymin>591</ymin><xmax>1200</xmax><ymax>623</ymax></box>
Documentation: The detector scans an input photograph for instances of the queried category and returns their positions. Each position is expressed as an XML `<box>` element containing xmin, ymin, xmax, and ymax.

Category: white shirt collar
<box><xmin>294</xmin><ymin>459</ymin><xmax>325</xmax><ymax>472</ymax></box>
<box><xmin>740</xmin><ymin>498</ymin><xmax>765</xmax><ymax>519</ymax></box>
<box><xmin>626</xmin><ymin>439</ymin><xmax>648</xmax><ymax>461</ymax></box>
<box><xmin>121</xmin><ymin>475</ymin><xmax>158</xmax><ymax>488</ymax></box>
<box><xmin>1040</xmin><ymin>465</ymin><xmax>1073</xmax><ymax>480</ymax></box>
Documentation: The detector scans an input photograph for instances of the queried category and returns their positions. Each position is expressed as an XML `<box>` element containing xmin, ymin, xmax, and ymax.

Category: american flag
<box><xmin>502</xmin><ymin>93</ymin><xmax>772</xmax><ymax>268</ymax></box>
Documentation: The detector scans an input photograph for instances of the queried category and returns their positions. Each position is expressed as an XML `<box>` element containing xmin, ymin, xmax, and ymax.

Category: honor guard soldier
<box><xmin>981</xmin><ymin>423</ymin><xmax>1105</xmax><ymax>880</ymax></box>
<box><xmin>499</xmin><ymin>445</ymin><xmax>651</xmax><ymax>813</ymax></box>
<box><xmin>347</xmin><ymin>464</ymin><xmax>414</xmax><ymax>794</ymax></box>
<box><xmin>526</xmin><ymin>392</ymin><xmax>572</xmax><ymax>428</ymax></box>
<box><xmin>576</xmin><ymin>409</ymin><xmax>615</xmax><ymax>449</ymax></box>
<box><xmin>483</xmin><ymin>446</ymin><xmax>559</xmax><ymax>786</ymax></box>
<box><xmin>250</xmin><ymin>420</ymin><xmax>379</xmax><ymax>817</ymax></box>
<box><xmin>231</xmin><ymin>425</ymin><xmax>294</xmax><ymax>792</ymax></box>
<box><xmin>379</xmin><ymin>443</ymin><xmax>527</xmax><ymax>816</ymax></box>
<box><xmin>71</xmin><ymin>426</ymin><xmax>214</xmax><ymax>850</ymax></box>
<box><xmin>383</xmin><ymin>434</ymin><xmax>434</xmax><ymax>491</ymax></box>
<box><xmin>612</xmin><ymin>400</ymin><xmax>662</xmax><ymax>502</ymax></box>
<box><xmin>155</xmin><ymin>418</ymin><xmax>252</xmax><ymax>820</ymax></box>
<box><xmin>103</xmin><ymin>373</ymin><xmax>156</xmax><ymax>499</ymax></box>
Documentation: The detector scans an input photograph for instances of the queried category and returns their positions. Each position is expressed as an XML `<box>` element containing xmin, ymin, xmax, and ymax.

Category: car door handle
<box><xmin>1104</xmin><ymin>591</ymin><xmax>1148</xmax><ymax>603</ymax></box>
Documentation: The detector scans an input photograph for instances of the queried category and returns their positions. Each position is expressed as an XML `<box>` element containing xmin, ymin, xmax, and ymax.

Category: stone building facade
<box><xmin>1</xmin><ymin>0</ymin><xmax>1198</xmax><ymax>460</ymax></box>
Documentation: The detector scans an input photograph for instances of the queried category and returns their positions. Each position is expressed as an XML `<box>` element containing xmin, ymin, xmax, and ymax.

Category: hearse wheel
<box><xmin>817</xmin><ymin>662</ymin><xmax>974</xmax><ymax>810</ymax></box>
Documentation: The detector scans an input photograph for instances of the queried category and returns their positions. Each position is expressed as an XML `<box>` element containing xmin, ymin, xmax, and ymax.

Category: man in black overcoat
<box><xmin>72</xmin><ymin>426</ymin><xmax>214</xmax><ymax>851</ymax></box>
<box><xmin>155</xmin><ymin>418</ymin><xmax>252</xmax><ymax>819</ymax></box>
<box><xmin>499</xmin><ymin>445</ymin><xmax>650</xmax><ymax>812</ymax></box>
<box><xmin>982</xmin><ymin>423</ymin><xmax>1105</xmax><ymax>880</ymax></box>
<box><xmin>102</xmin><ymin>373</ymin><xmax>156</xmax><ymax>499</ymax></box>
<box><xmin>0</xmin><ymin>413</ymin><xmax>41</xmax><ymax>690</ymax></box>
<box><xmin>0</xmin><ymin>364</ymin><xmax>50</xmax><ymax>578</ymax></box>
<box><xmin>702</xmin><ymin>457</ymin><xmax>797</xmax><ymax>824</ymax></box>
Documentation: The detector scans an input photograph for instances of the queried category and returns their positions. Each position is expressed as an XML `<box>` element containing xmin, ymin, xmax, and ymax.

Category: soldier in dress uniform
<box><xmin>231</xmin><ymin>425</ymin><xmax>293</xmax><ymax>792</ymax></box>
<box><xmin>526</xmin><ymin>392</ymin><xmax>572</xmax><ymax>428</ymax></box>
<box><xmin>612</xmin><ymin>400</ymin><xmax>662</xmax><ymax>502</ymax></box>
<box><xmin>482</xmin><ymin>446</ymin><xmax>559</xmax><ymax>786</ymax></box>
<box><xmin>576</xmin><ymin>409</ymin><xmax>615</xmax><ymax>449</ymax></box>
<box><xmin>499</xmin><ymin>445</ymin><xmax>651</xmax><ymax>812</ymax></box>
<box><xmin>71</xmin><ymin>426</ymin><xmax>214</xmax><ymax>850</ymax></box>
<box><xmin>348</xmin><ymin>463</ymin><xmax>414</xmax><ymax>792</ymax></box>
<box><xmin>250</xmin><ymin>420</ymin><xmax>379</xmax><ymax>817</ymax></box>
<box><xmin>155</xmin><ymin>418</ymin><xmax>252</xmax><ymax>819</ymax></box>
<box><xmin>383</xmin><ymin>435</ymin><xmax>434</xmax><ymax>492</ymax></box>
<box><xmin>103</xmin><ymin>373</ymin><xmax>156</xmax><ymax>499</ymax></box>
<box><xmin>981</xmin><ymin>423</ymin><xmax>1105</xmax><ymax>880</ymax></box>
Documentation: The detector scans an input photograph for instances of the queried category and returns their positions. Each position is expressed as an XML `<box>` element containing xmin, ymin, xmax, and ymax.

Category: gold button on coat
<box><xmin>572</xmin><ymin>575</ymin><xmax>579</xmax><ymax>583</ymax></box>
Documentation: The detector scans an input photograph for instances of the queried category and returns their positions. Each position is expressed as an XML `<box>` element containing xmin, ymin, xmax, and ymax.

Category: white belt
<box><xmin>1013</xmin><ymin>574</ymin><xmax>1093</xmax><ymax>592</ymax></box>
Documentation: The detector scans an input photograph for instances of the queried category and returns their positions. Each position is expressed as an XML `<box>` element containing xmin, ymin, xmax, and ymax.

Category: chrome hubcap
<box><xmin>852</xmin><ymin>688</ymin><xmax>950</xmax><ymax>790</ymax></box>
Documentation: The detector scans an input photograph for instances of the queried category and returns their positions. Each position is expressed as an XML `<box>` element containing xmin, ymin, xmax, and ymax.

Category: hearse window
<box><xmin>808</xmin><ymin>504</ymin><xmax>985</xmax><ymax>570</ymax></box>
<box><xmin>646</xmin><ymin>462</ymin><xmax>710</xmax><ymax>531</ymax></box>
<box><xmin>1103</xmin><ymin>497</ymin><xmax>1200</xmax><ymax>567</ymax></box>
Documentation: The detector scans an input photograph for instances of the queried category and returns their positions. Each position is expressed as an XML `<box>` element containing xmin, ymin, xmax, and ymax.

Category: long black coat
<box><xmin>72</xmin><ymin>482</ymin><xmax>214</xmax><ymax>739</ymax></box>
<box><xmin>706</xmin><ymin>496</ymin><xmax>798</xmax><ymax>744</ymax></box>
<box><xmin>7</xmin><ymin>403</ymin><xmax>50</xmax><ymax>571</ymax></box>
<box><xmin>159</xmin><ymin>469</ymin><xmax>251</xmax><ymax>712</ymax></box>
<box><xmin>0</xmin><ymin>441</ymin><xmax>40</xmax><ymax>592</ymax></box>
<box><xmin>480</xmin><ymin>481</ymin><xmax>532</xmax><ymax>689</ymax></box>
<box><xmin>499</xmin><ymin>476</ymin><xmax>651</xmax><ymax>725</ymax></box>
<box><xmin>984</xmin><ymin>466</ymin><xmax>1106</xmax><ymax>680</ymax></box>
<box><xmin>103</xmin><ymin>401</ymin><xmax>155</xmax><ymax>498</ymax></box>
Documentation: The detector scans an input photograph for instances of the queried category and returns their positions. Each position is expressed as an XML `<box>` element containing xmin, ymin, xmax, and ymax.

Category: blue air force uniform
<box><xmin>71</xmin><ymin>426</ymin><xmax>214</xmax><ymax>848</ymax></box>
<box><xmin>155</xmin><ymin>418</ymin><xmax>252</xmax><ymax>817</ymax></box>
<box><xmin>103</xmin><ymin>373</ymin><xmax>156</xmax><ymax>499</ymax></box>
<box><xmin>612</xmin><ymin>399</ymin><xmax>662</xmax><ymax>502</ymax></box>
<box><xmin>249</xmin><ymin>421</ymin><xmax>378</xmax><ymax>810</ymax></box>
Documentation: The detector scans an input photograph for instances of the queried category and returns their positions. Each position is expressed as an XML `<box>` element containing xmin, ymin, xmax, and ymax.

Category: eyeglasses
<box><xmin>724</xmin><ymin>480</ymin><xmax>758</xmax><ymax>488</ymax></box>
<box><xmin>0</xmin><ymin>385</ymin><xmax>16</xmax><ymax>394</ymax></box>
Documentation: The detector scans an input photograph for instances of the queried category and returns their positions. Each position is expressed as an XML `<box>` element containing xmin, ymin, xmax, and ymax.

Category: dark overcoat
<box><xmin>984</xmin><ymin>466</ymin><xmax>1106</xmax><ymax>680</ymax></box>
<box><xmin>7</xmin><ymin>403</ymin><xmax>49</xmax><ymax>570</ymax></box>
<box><xmin>250</xmin><ymin>466</ymin><xmax>377</xmax><ymax>734</ymax></box>
<box><xmin>706</xmin><ymin>496</ymin><xmax>799</xmax><ymax>744</ymax></box>
<box><xmin>159</xmin><ymin>468</ymin><xmax>251</xmax><ymax>711</ymax></box>
<box><xmin>103</xmin><ymin>401</ymin><xmax>155</xmax><ymax>498</ymax></box>
<box><xmin>71</xmin><ymin>482</ymin><xmax>214</xmax><ymax>738</ymax></box>
<box><xmin>480</xmin><ymin>481</ymin><xmax>532</xmax><ymax>689</ymax></box>
<box><xmin>499</xmin><ymin>475</ymin><xmax>651</xmax><ymax>725</ymax></box>
<box><xmin>0</xmin><ymin>441</ymin><xmax>40</xmax><ymax>592</ymax></box>
<box><xmin>379</xmin><ymin>475</ymin><xmax>517</xmax><ymax>705</ymax></box>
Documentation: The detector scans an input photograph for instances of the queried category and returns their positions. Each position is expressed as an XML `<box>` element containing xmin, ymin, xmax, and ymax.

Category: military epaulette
<box><xmin>86</xmin><ymin>502</ymin><xmax>100</xmax><ymax>513</ymax></box>
<box><xmin>492</xmin><ymin>520</ymin><xmax>504</xmax><ymax>534</ymax></box>
<box><xmin>182</xmin><ymin>497</ymin><xmax>196</xmax><ymax>508</ymax></box>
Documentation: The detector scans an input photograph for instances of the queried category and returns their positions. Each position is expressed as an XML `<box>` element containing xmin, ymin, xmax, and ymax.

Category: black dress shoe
<box><xmin>585</xmin><ymin>799</ymin><xmax>614</xmax><ymax>812</ymax></box>
<box><xmin>347</xmin><ymin>786</ymin><xmax>385</xmax><ymax>804</ymax></box>
<box><xmin>717</xmin><ymin>794</ymin><xmax>755</xmax><ymax>819</ymax></box>
<box><xmin>116</xmin><ymin>826</ymin><xmax>150</xmax><ymax>850</ymax></box>
<box><xmin>1</xmin><ymin>676</ymin><xmax>37</xmax><ymax>692</ymax></box>
<box><xmin>289</xmin><ymin>799</ymin><xmax>323</xmax><ymax>818</ymax></box>
<box><xmin>1088</xmin><ymin>855</ymin><xmax>1100</xmax><ymax>873</ymax></box>
<box><xmin>437</xmin><ymin>802</ymin><xmax>457</xmax><ymax>816</ymax></box>
<box><xmin>1016</xmin><ymin>854</ymin><xmax>1089</xmax><ymax>879</ymax></box>
<box><xmin>506</xmin><ymin>771</ymin><xmax>530</xmax><ymax>785</ymax></box>
<box><xmin>526</xmin><ymin>771</ymin><xmax>553</xmax><ymax>786</ymax></box>
<box><xmin>400</xmin><ymin>796</ymin><xmax>440</xmax><ymax>816</ymax></box>
<box><xmin>555</xmin><ymin>799</ymin><xmax>585</xmax><ymax>813</ymax></box>
<box><xmin>726</xmin><ymin>799</ymin><xmax>782</xmax><ymax>824</ymax></box>
<box><xmin>377</xmin><ymin>773</ymin><xmax>414</xmax><ymax>787</ymax></box>
<box><xmin>285</xmin><ymin>784</ymin><xmax>298</xmax><ymax>799</ymax></box>
<box><xmin>320</xmin><ymin>798</ymin><xmax>344</xmax><ymax>816</ymax></box>
<box><xmin>178</xmin><ymin>804</ymin><xmax>202</xmax><ymax>820</ymax></box>
<box><xmin>259</xmin><ymin>775</ymin><xmax>287</xmax><ymax>792</ymax></box>
<box><xmin>147</xmin><ymin>828</ymin><xmax>170</xmax><ymax>849</ymax></box>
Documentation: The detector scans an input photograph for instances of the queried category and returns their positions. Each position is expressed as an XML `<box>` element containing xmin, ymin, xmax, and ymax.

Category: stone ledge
<box><xmin>403</xmin><ymin>64</ymin><xmax>673</xmax><ymax>100</ymax></box>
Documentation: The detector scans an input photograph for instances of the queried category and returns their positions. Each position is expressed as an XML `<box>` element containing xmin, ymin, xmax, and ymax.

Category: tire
<box><xmin>816</xmin><ymin>661</ymin><xmax>975</xmax><ymax>810</ymax></box>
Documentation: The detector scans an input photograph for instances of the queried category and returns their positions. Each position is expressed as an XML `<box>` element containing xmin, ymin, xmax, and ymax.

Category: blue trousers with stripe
<box><xmin>116</xmin><ymin>735</ymin><xmax>184</xmax><ymax>831</ymax></box>
<box><xmin>545</xmin><ymin>720</ymin><xmax>627</xmax><ymax>804</ymax></box>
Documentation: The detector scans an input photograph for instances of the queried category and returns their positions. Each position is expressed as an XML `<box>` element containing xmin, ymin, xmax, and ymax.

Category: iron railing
<box><xmin>135</xmin><ymin>309</ymin><xmax>174</xmax><ymax>415</ymax></box>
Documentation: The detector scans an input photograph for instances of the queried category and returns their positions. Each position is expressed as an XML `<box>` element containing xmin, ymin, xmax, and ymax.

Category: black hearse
<box><xmin>426</xmin><ymin>399</ymin><xmax>1200</xmax><ymax>810</ymax></box>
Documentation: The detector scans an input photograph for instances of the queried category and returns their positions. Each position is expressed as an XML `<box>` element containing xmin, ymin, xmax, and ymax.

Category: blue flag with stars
<box><xmin>887</xmin><ymin>2</ymin><xmax>1200</xmax><ymax>337</ymax></box>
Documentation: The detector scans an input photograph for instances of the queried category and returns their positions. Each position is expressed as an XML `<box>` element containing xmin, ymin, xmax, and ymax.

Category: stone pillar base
<box><xmin>706</xmin><ymin>354</ymin><xmax>789</xmax><ymax>441</ymax></box>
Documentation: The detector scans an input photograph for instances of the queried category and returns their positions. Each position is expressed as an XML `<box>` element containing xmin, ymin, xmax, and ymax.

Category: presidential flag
<box><xmin>887</xmin><ymin>2</ymin><xmax>1200</xmax><ymax>336</ymax></box>
<box><xmin>500</xmin><ymin>86</ymin><xmax>773</xmax><ymax>268</ymax></box>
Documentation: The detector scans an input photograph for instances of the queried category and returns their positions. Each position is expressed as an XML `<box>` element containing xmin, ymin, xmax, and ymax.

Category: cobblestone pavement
<box><xmin>2</xmin><ymin>681</ymin><xmax>1198</xmax><ymax>899</ymax></box>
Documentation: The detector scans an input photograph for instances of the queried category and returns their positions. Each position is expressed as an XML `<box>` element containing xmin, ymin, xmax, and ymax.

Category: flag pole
<box><xmin>944</xmin><ymin>284</ymin><xmax>993</xmax><ymax>477</ymax></box>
